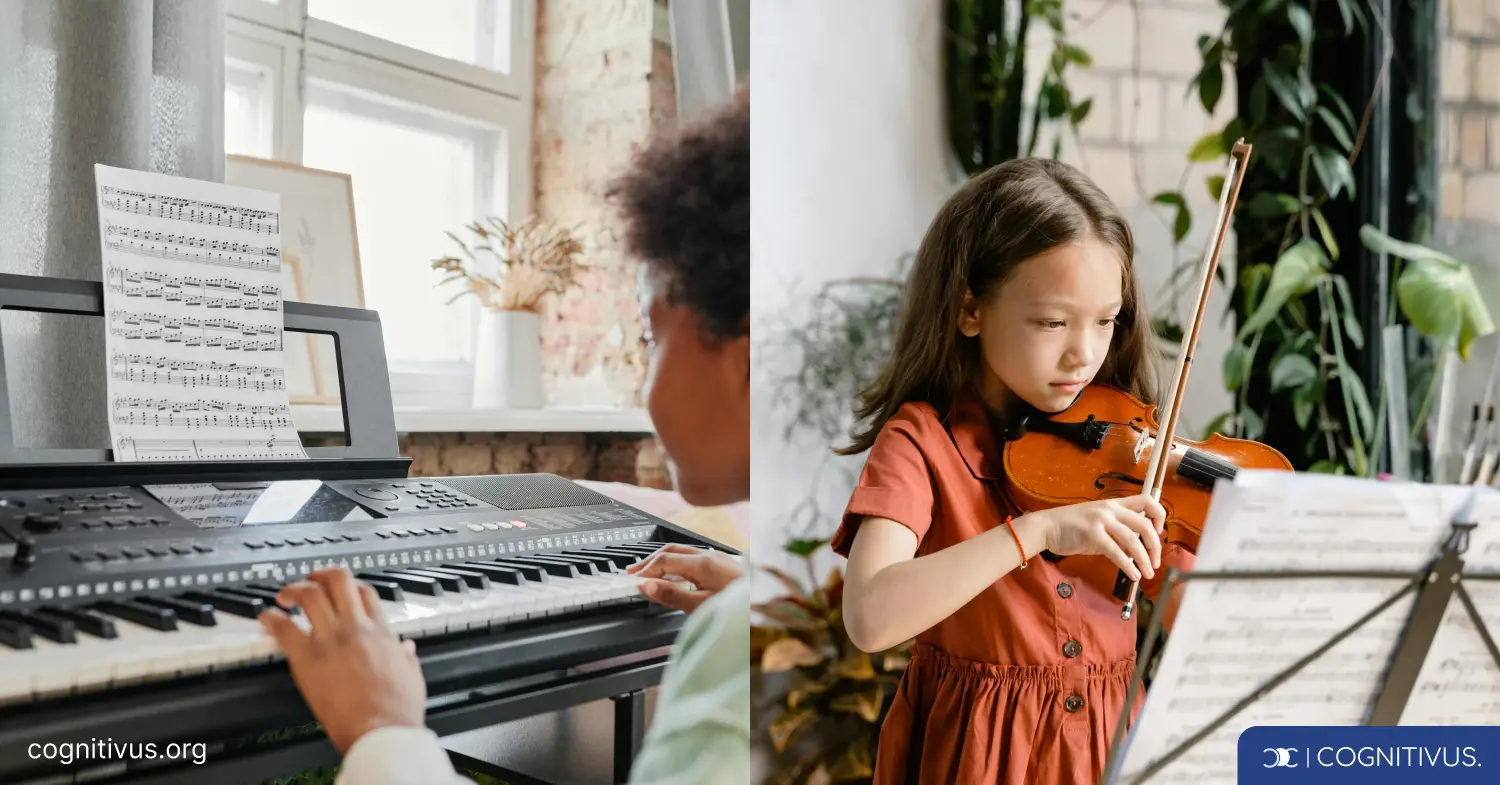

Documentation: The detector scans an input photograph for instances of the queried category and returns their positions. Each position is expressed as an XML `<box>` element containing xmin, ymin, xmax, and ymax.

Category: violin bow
<box><xmin>1120</xmin><ymin>140</ymin><xmax>1254</xmax><ymax>621</ymax></box>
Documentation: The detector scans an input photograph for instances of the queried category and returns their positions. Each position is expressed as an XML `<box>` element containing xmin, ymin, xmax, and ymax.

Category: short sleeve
<box><xmin>830</xmin><ymin>407</ymin><xmax>938</xmax><ymax>558</ymax></box>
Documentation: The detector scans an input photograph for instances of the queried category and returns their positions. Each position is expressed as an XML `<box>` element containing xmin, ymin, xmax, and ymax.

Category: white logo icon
<box><xmin>1263</xmin><ymin>748</ymin><xmax>1299</xmax><ymax>768</ymax></box>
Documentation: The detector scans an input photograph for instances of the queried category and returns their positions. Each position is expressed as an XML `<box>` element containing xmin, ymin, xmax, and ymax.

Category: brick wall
<box><xmin>300</xmin><ymin>0</ymin><xmax>678</xmax><ymax>489</ymax></box>
<box><xmin>531</xmin><ymin>0</ymin><xmax>674</xmax><ymax>410</ymax></box>
<box><xmin>1440</xmin><ymin>0</ymin><xmax>1500</xmax><ymax>228</ymax></box>
<box><xmin>1040</xmin><ymin>0</ymin><xmax>1237</xmax><ymax>435</ymax></box>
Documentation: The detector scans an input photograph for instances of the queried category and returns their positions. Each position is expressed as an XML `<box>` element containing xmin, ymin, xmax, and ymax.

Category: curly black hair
<box><xmin>608</xmin><ymin>87</ymin><xmax>749</xmax><ymax>344</ymax></box>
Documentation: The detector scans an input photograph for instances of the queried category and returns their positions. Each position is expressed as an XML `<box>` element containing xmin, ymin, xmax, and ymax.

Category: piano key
<box><xmin>451</xmin><ymin>562</ymin><xmax>526</xmax><ymax>585</ymax></box>
<box><xmin>563</xmin><ymin>552</ymin><xmax>621</xmax><ymax>573</ymax></box>
<box><xmin>182</xmin><ymin>590</ymin><xmax>264</xmax><ymax>619</ymax></box>
<box><xmin>361</xmin><ymin>578</ymin><xmax>406</xmax><ymax>603</ymax></box>
<box><xmin>412</xmin><ymin>566</ymin><xmax>490</xmax><ymax>590</ymax></box>
<box><xmin>609</xmin><ymin>543</ymin><xmax>667</xmax><ymax>555</ymax></box>
<box><xmin>220</xmin><ymin>586</ymin><xmax>299</xmax><ymax>614</ymax></box>
<box><xmin>0</xmin><ymin>609</ymin><xmax>77</xmax><ymax>644</ymax></box>
<box><xmin>41</xmin><ymin>605</ymin><xmax>117</xmax><ymax>639</ymax></box>
<box><xmin>94</xmin><ymin>600</ymin><xmax>177</xmax><ymax>632</ymax></box>
<box><xmin>359</xmin><ymin>571</ymin><xmax>442</xmax><ymax>597</ymax></box>
<box><xmin>573</xmin><ymin>548</ymin><xmax>641</xmax><ymax>568</ymax></box>
<box><xmin>138</xmin><ymin>596</ymin><xmax>216</xmax><ymax>626</ymax></box>
<box><xmin>0</xmin><ymin>617</ymin><xmax>34</xmax><ymax>649</ymax></box>
<box><xmin>497</xmin><ymin>556</ymin><xmax>580</xmax><ymax>579</ymax></box>
<box><xmin>536</xmin><ymin>554</ymin><xmax>602</xmax><ymax>575</ymax></box>
<box><xmin>399</xmin><ymin>570</ymin><xmax>469</xmax><ymax>594</ymax></box>
<box><xmin>469</xmin><ymin>560</ymin><xmax>547</xmax><ymax>583</ymax></box>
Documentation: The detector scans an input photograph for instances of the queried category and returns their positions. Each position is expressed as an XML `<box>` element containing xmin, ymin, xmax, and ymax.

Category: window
<box><xmin>224</xmin><ymin>0</ymin><xmax>533</xmax><ymax>404</ymax></box>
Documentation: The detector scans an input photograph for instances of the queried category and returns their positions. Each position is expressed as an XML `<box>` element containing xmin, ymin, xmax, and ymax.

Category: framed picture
<box><xmin>225</xmin><ymin>155</ymin><xmax>365</xmax><ymax>405</ymax></box>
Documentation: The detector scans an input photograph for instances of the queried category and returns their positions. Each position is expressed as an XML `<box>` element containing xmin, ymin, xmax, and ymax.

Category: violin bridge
<box><xmin>1132</xmin><ymin>431</ymin><xmax>1153</xmax><ymax>463</ymax></box>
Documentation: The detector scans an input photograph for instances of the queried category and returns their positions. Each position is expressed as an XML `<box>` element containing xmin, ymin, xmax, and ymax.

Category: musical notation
<box><xmin>115</xmin><ymin>437</ymin><xmax>307</xmax><ymax>462</ymax></box>
<box><xmin>105</xmin><ymin>224</ymin><xmax>280</xmax><ymax>273</ymax></box>
<box><xmin>96</xmin><ymin>163</ymin><xmax>307</xmax><ymax>463</ymax></box>
<box><xmin>100</xmin><ymin>186</ymin><xmax>279</xmax><ymax>235</ymax></box>
<box><xmin>112</xmin><ymin>411</ymin><xmax>293</xmax><ymax>430</ymax></box>
<box><xmin>1114</xmin><ymin>475</ymin><xmax>1496</xmax><ymax>785</ymax></box>
<box><xmin>108</xmin><ymin>309</ymin><xmax>279</xmax><ymax>337</ymax></box>
<box><xmin>107</xmin><ymin>266</ymin><xmax>280</xmax><ymax>299</ymax></box>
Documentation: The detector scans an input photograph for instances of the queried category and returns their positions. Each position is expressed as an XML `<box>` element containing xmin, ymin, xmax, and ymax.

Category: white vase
<box><xmin>472</xmin><ymin>308</ymin><xmax>545</xmax><ymax>409</ymax></box>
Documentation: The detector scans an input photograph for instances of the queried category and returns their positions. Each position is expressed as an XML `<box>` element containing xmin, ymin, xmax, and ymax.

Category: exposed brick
<box><xmin>1081</xmin><ymin>145</ymin><xmax>1140</xmax><ymax>208</ymax></box>
<box><xmin>441</xmin><ymin>438</ymin><xmax>494</xmax><ymax>477</ymax></box>
<box><xmin>1444</xmin><ymin>39</ymin><xmax>1472</xmax><ymax>101</ymax></box>
<box><xmin>1125</xmin><ymin>78</ymin><xmax>1164</xmax><ymax>144</ymax></box>
<box><xmin>1069</xmin><ymin>0</ymin><xmax>1137</xmax><ymax>71</ymax></box>
<box><xmin>1446</xmin><ymin>107</ymin><xmax>1462</xmax><ymax>166</ymax></box>
<box><xmin>494</xmin><ymin>435</ymin><xmax>533</xmax><ymax>474</ymax></box>
<box><xmin>533</xmin><ymin>432</ymin><xmax>591</xmax><ymax>477</ymax></box>
<box><xmin>1443</xmin><ymin>170</ymin><xmax>1467</xmax><ymax>221</ymax></box>
<box><xmin>1455</xmin><ymin>0</ymin><xmax>1487</xmax><ymax>34</ymax></box>
<box><xmin>1136</xmin><ymin>7</ymin><xmax>1221</xmax><ymax>77</ymax></box>
<box><xmin>1069</xmin><ymin>71</ymin><xmax>1117</xmax><ymax>142</ymax></box>
<box><xmin>635</xmin><ymin>438</ymin><xmax>672</xmax><ymax>490</ymax></box>
<box><xmin>405</xmin><ymin>436</ymin><xmax>442</xmax><ymax>478</ymax></box>
<box><xmin>1462</xmin><ymin>112</ymin><xmax>1489</xmax><ymax>168</ymax></box>
<box><xmin>1477</xmin><ymin>45</ymin><xmax>1500</xmax><ymax>104</ymax></box>
<box><xmin>1464</xmin><ymin>173</ymin><xmax>1500</xmax><ymax>223</ymax></box>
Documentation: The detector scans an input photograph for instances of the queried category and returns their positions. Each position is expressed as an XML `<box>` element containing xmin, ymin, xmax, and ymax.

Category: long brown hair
<box><xmin>839</xmin><ymin>158</ymin><xmax>1158</xmax><ymax>456</ymax></box>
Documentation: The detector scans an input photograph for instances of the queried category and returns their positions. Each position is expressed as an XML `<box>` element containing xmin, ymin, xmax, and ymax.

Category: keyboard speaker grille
<box><xmin>438</xmin><ymin>474</ymin><xmax>614</xmax><ymax>510</ymax></box>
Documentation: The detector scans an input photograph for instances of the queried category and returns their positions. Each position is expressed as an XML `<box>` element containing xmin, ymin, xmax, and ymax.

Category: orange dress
<box><xmin>830</xmin><ymin>392</ymin><xmax>1193</xmax><ymax>785</ymax></box>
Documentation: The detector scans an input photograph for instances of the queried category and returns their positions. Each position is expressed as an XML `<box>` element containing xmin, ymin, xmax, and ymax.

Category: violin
<box><xmin>1000</xmin><ymin>140</ymin><xmax>1293</xmax><ymax>620</ymax></box>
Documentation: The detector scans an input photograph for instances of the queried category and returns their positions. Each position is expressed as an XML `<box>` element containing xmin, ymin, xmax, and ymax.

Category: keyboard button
<box><xmin>146</xmin><ymin>546</ymin><xmax>170</xmax><ymax>557</ymax></box>
<box><xmin>194</xmin><ymin>544</ymin><xmax>215</xmax><ymax>554</ymax></box>
<box><xmin>170</xmin><ymin>544</ymin><xmax>194</xmax><ymax>555</ymax></box>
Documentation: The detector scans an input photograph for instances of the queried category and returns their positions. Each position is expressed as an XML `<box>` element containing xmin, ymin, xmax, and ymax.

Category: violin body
<box><xmin>1001</xmin><ymin>384</ymin><xmax>1293</xmax><ymax>554</ymax></box>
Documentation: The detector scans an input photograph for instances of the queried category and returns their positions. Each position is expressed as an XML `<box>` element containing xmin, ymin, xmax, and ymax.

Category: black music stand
<box><xmin>1101</xmin><ymin>494</ymin><xmax>1500</xmax><ymax>784</ymax></box>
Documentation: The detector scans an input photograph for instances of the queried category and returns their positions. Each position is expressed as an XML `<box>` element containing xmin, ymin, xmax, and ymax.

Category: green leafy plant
<box><xmin>753</xmin><ymin>540</ymin><xmax>911</xmax><ymax>785</ymax></box>
<box><xmin>1151</xmin><ymin>0</ymin><xmax>1492</xmax><ymax>477</ymax></box>
<box><xmin>946</xmin><ymin>0</ymin><xmax>1093</xmax><ymax>173</ymax></box>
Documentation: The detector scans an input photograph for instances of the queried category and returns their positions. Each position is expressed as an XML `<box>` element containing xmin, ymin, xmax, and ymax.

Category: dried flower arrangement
<box><xmin>431</xmin><ymin>215</ymin><xmax>586</xmax><ymax>312</ymax></box>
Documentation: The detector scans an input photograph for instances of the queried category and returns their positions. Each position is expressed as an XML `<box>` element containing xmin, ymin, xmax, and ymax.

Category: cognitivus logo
<box><xmin>1262</xmin><ymin>748</ymin><xmax>1298</xmax><ymax>768</ymax></box>
<box><xmin>1238</xmin><ymin>726</ymin><xmax>1496</xmax><ymax>784</ymax></box>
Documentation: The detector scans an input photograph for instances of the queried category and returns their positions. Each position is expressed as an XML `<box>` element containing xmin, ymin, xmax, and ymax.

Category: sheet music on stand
<box><xmin>1103</xmin><ymin>470</ymin><xmax>1500</xmax><ymax>785</ymax></box>
<box><xmin>93</xmin><ymin>164</ymin><xmax>308</xmax><ymax>462</ymax></box>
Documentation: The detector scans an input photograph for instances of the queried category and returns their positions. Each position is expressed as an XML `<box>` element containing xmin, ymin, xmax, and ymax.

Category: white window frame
<box><xmin>225</xmin><ymin>0</ymin><xmax>534</xmax><ymax>407</ymax></box>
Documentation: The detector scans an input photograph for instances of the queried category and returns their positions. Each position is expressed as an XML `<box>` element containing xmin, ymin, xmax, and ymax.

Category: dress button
<box><xmin>1057</xmin><ymin>582</ymin><xmax>1073</xmax><ymax>599</ymax></box>
<box><xmin>1063</xmin><ymin>640</ymin><xmax>1082</xmax><ymax>658</ymax></box>
<box><xmin>1064</xmin><ymin>695</ymin><xmax>1084</xmax><ymax>712</ymax></box>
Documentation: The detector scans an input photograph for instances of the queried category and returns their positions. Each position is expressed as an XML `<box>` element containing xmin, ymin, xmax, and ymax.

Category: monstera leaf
<box><xmin>1359</xmin><ymin>226</ymin><xmax>1497</xmax><ymax>360</ymax></box>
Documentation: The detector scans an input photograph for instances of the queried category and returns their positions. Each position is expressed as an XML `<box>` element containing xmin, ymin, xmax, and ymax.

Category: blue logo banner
<box><xmin>1238</xmin><ymin>726</ymin><xmax>1497</xmax><ymax>784</ymax></box>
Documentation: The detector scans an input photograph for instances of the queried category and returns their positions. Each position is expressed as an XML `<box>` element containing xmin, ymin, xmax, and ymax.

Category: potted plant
<box><xmin>431</xmin><ymin>215</ymin><xmax>585</xmax><ymax>409</ymax></box>
<box><xmin>754</xmin><ymin>538</ymin><xmax>910</xmax><ymax>784</ymax></box>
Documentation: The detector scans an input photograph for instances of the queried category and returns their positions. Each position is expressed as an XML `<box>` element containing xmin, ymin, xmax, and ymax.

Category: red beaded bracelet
<box><xmin>1003</xmin><ymin>514</ymin><xmax>1028</xmax><ymax>568</ymax></box>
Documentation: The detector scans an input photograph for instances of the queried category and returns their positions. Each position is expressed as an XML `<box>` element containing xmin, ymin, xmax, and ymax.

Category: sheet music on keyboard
<box><xmin>1114</xmin><ymin>472</ymin><xmax>1500</xmax><ymax>785</ymax></box>
<box><xmin>93</xmin><ymin>164</ymin><xmax>307</xmax><ymax>462</ymax></box>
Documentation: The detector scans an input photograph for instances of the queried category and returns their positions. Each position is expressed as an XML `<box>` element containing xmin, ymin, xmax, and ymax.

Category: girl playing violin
<box><xmin>834</xmin><ymin>157</ymin><xmax>1191</xmax><ymax>784</ymax></box>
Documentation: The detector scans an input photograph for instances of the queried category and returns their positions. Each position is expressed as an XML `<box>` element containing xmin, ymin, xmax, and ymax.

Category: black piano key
<box><xmin>574</xmin><ymin>549</ymin><xmax>640</xmax><ymax>568</ymax></box>
<box><xmin>530</xmin><ymin>553</ymin><xmax>598</xmax><ymax>575</ymax></box>
<box><xmin>359</xmin><ymin>571</ymin><xmax>442</xmax><ymax>597</ymax></box>
<box><xmin>499</xmin><ymin>556</ymin><xmax>580</xmax><ymax>579</ymax></box>
<box><xmin>361</xmin><ymin>579</ymin><xmax>405</xmax><ymax>603</ymax></box>
<box><xmin>400</xmin><ymin>569</ymin><xmax>468</xmax><ymax>593</ymax></box>
<box><xmin>471</xmin><ymin>560</ymin><xmax>546</xmax><ymax>583</ymax></box>
<box><xmin>609</xmin><ymin>543</ymin><xmax>665</xmax><ymax>555</ymax></box>
<box><xmin>138</xmin><ymin>596</ymin><xmax>216</xmax><ymax>626</ymax></box>
<box><xmin>220</xmin><ymin>586</ymin><xmax>299</xmax><ymax>614</ymax></box>
<box><xmin>94</xmin><ymin>600</ymin><xmax>177</xmax><ymax>632</ymax></box>
<box><xmin>183</xmin><ymin>590</ymin><xmax>264</xmax><ymax>619</ymax></box>
<box><xmin>0</xmin><ymin>609</ymin><xmax>76</xmax><ymax>644</ymax></box>
<box><xmin>0</xmin><ymin>618</ymin><xmax>32</xmax><ymax>649</ymax></box>
<box><xmin>41</xmin><ymin>606</ymin><xmax>117</xmax><ymax>639</ymax></box>
<box><xmin>452</xmin><ymin>562</ymin><xmax>526</xmax><ymax>585</ymax></box>
<box><xmin>413</xmin><ymin>566</ymin><xmax>490</xmax><ymax>590</ymax></box>
<box><xmin>559</xmin><ymin>552</ymin><xmax>617</xmax><ymax>572</ymax></box>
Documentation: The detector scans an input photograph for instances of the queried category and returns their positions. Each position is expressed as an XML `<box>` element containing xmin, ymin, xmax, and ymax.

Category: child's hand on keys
<box><xmin>626</xmin><ymin>544</ymin><xmax>743</xmax><ymax>613</ymax></box>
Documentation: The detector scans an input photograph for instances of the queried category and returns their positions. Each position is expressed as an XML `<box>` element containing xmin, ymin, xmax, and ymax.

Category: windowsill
<box><xmin>292</xmin><ymin>404</ymin><xmax>656</xmax><ymax>434</ymax></box>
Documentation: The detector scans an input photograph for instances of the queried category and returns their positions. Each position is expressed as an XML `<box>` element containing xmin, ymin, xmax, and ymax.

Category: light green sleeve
<box><xmin>628</xmin><ymin>577</ymin><xmax>751</xmax><ymax>785</ymax></box>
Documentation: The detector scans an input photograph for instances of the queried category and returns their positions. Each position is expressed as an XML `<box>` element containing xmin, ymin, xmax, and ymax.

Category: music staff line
<box><xmin>100</xmin><ymin>186</ymin><xmax>280</xmax><ymax>235</ymax></box>
<box><xmin>111</xmin><ymin>397</ymin><xmax>290</xmax><ymax>416</ymax></box>
<box><xmin>112</xmin><ymin>411</ymin><xmax>293</xmax><ymax>430</ymax></box>
<box><xmin>110</xmin><ymin>353</ymin><xmax>285</xmax><ymax>379</ymax></box>
<box><xmin>106</xmin><ymin>266</ymin><xmax>280</xmax><ymax>298</ymax></box>
<box><xmin>109</xmin><ymin>310</ymin><xmax>278</xmax><ymax>338</ymax></box>
<box><xmin>115</xmin><ymin>437</ymin><xmax>306</xmax><ymax>462</ymax></box>
<box><xmin>112</xmin><ymin>367</ymin><xmax>286</xmax><ymax>392</ymax></box>
<box><xmin>106</xmin><ymin>237</ymin><xmax>280</xmax><ymax>275</ymax></box>
<box><xmin>109</xmin><ymin>325</ymin><xmax>281</xmax><ymax>353</ymax></box>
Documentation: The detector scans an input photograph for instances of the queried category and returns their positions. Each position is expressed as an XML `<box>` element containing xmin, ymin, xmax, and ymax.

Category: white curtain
<box><xmin>0</xmin><ymin>0</ymin><xmax>224</xmax><ymax>449</ymax></box>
